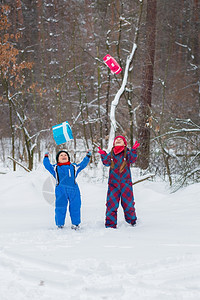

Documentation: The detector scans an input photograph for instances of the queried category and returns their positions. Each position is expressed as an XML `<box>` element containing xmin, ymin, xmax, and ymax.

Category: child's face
<box><xmin>58</xmin><ymin>152</ymin><xmax>69</xmax><ymax>163</ymax></box>
<box><xmin>114</xmin><ymin>137</ymin><xmax>125</xmax><ymax>147</ymax></box>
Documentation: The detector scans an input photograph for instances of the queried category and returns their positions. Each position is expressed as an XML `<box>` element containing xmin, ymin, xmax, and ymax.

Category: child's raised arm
<box><xmin>74</xmin><ymin>151</ymin><xmax>91</xmax><ymax>178</ymax></box>
<box><xmin>43</xmin><ymin>152</ymin><xmax>56</xmax><ymax>178</ymax></box>
<box><xmin>129</xmin><ymin>141</ymin><xmax>140</xmax><ymax>164</ymax></box>
<box><xmin>98</xmin><ymin>147</ymin><xmax>111</xmax><ymax>167</ymax></box>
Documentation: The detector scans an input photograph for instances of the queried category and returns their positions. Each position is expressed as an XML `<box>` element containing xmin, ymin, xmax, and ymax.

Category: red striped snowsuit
<box><xmin>100</xmin><ymin>148</ymin><xmax>137</xmax><ymax>228</ymax></box>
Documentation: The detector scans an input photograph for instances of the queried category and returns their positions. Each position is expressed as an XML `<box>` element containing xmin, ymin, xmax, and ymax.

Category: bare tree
<box><xmin>0</xmin><ymin>5</ymin><xmax>33</xmax><ymax>170</ymax></box>
<box><xmin>137</xmin><ymin>0</ymin><xmax>157</xmax><ymax>169</ymax></box>
<box><xmin>107</xmin><ymin>0</ymin><xmax>144</xmax><ymax>150</ymax></box>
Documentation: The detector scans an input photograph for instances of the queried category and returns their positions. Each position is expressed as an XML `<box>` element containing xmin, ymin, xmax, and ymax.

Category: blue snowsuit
<box><xmin>43</xmin><ymin>155</ymin><xmax>90</xmax><ymax>227</ymax></box>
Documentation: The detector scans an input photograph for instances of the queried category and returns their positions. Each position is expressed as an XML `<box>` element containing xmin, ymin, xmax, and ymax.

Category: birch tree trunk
<box><xmin>107</xmin><ymin>42</ymin><xmax>137</xmax><ymax>150</ymax></box>
<box><xmin>137</xmin><ymin>0</ymin><xmax>157</xmax><ymax>169</ymax></box>
<box><xmin>107</xmin><ymin>1</ymin><xmax>143</xmax><ymax>150</ymax></box>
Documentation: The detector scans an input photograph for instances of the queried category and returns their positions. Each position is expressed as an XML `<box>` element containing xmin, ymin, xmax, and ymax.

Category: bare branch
<box><xmin>7</xmin><ymin>156</ymin><xmax>31</xmax><ymax>172</ymax></box>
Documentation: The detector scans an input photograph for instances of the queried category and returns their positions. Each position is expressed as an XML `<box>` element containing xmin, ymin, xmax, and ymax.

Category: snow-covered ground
<box><xmin>0</xmin><ymin>167</ymin><xmax>200</xmax><ymax>300</ymax></box>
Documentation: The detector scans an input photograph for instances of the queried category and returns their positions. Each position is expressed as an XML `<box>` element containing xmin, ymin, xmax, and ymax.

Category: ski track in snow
<box><xmin>0</xmin><ymin>170</ymin><xmax>200</xmax><ymax>300</ymax></box>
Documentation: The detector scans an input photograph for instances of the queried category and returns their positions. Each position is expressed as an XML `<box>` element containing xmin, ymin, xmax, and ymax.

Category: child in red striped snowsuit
<box><xmin>98</xmin><ymin>136</ymin><xmax>140</xmax><ymax>228</ymax></box>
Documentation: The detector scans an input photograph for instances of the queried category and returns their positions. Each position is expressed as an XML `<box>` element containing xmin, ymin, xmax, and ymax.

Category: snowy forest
<box><xmin>0</xmin><ymin>0</ymin><xmax>199</xmax><ymax>190</ymax></box>
<box><xmin>0</xmin><ymin>2</ymin><xmax>200</xmax><ymax>299</ymax></box>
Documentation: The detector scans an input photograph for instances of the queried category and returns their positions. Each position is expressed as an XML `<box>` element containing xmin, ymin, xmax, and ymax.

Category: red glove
<box><xmin>98</xmin><ymin>147</ymin><xmax>106</xmax><ymax>155</ymax></box>
<box><xmin>132</xmin><ymin>141</ymin><xmax>140</xmax><ymax>150</ymax></box>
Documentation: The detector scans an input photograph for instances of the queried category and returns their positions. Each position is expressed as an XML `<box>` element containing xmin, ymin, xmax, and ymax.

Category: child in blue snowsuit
<box><xmin>43</xmin><ymin>150</ymin><xmax>91</xmax><ymax>229</ymax></box>
<box><xmin>98</xmin><ymin>136</ymin><xmax>140</xmax><ymax>228</ymax></box>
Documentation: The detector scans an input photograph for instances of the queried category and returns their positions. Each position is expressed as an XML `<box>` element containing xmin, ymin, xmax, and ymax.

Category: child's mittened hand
<box><xmin>44</xmin><ymin>151</ymin><xmax>49</xmax><ymax>157</ymax></box>
<box><xmin>98</xmin><ymin>147</ymin><xmax>106</xmax><ymax>155</ymax></box>
<box><xmin>87</xmin><ymin>150</ymin><xmax>92</xmax><ymax>157</ymax></box>
<box><xmin>132</xmin><ymin>141</ymin><xmax>140</xmax><ymax>150</ymax></box>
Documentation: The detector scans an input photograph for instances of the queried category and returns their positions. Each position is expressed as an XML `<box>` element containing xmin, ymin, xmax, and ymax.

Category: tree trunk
<box><xmin>8</xmin><ymin>98</ymin><xmax>16</xmax><ymax>171</ymax></box>
<box><xmin>137</xmin><ymin>0</ymin><xmax>157</xmax><ymax>169</ymax></box>
<box><xmin>192</xmin><ymin>0</ymin><xmax>200</xmax><ymax>118</ymax></box>
<box><xmin>97</xmin><ymin>46</ymin><xmax>103</xmax><ymax>148</ymax></box>
<box><xmin>105</xmin><ymin>30</ymin><xmax>111</xmax><ymax>139</ymax></box>
<box><xmin>1</xmin><ymin>76</ymin><xmax>16</xmax><ymax>171</ymax></box>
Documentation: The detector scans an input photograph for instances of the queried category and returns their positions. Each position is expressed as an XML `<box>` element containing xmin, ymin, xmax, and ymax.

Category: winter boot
<box><xmin>57</xmin><ymin>225</ymin><xmax>64</xmax><ymax>229</ymax></box>
<box><xmin>71</xmin><ymin>224</ymin><xmax>80</xmax><ymax>230</ymax></box>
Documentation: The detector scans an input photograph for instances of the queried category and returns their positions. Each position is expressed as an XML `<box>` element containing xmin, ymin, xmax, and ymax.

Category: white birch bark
<box><xmin>107</xmin><ymin>0</ymin><xmax>144</xmax><ymax>151</ymax></box>
<box><xmin>107</xmin><ymin>43</ymin><xmax>137</xmax><ymax>150</ymax></box>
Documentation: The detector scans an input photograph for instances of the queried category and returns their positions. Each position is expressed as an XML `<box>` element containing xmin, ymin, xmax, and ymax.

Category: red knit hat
<box><xmin>113</xmin><ymin>136</ymin><xmax>127</xmax><ymax>146</ymax></box>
